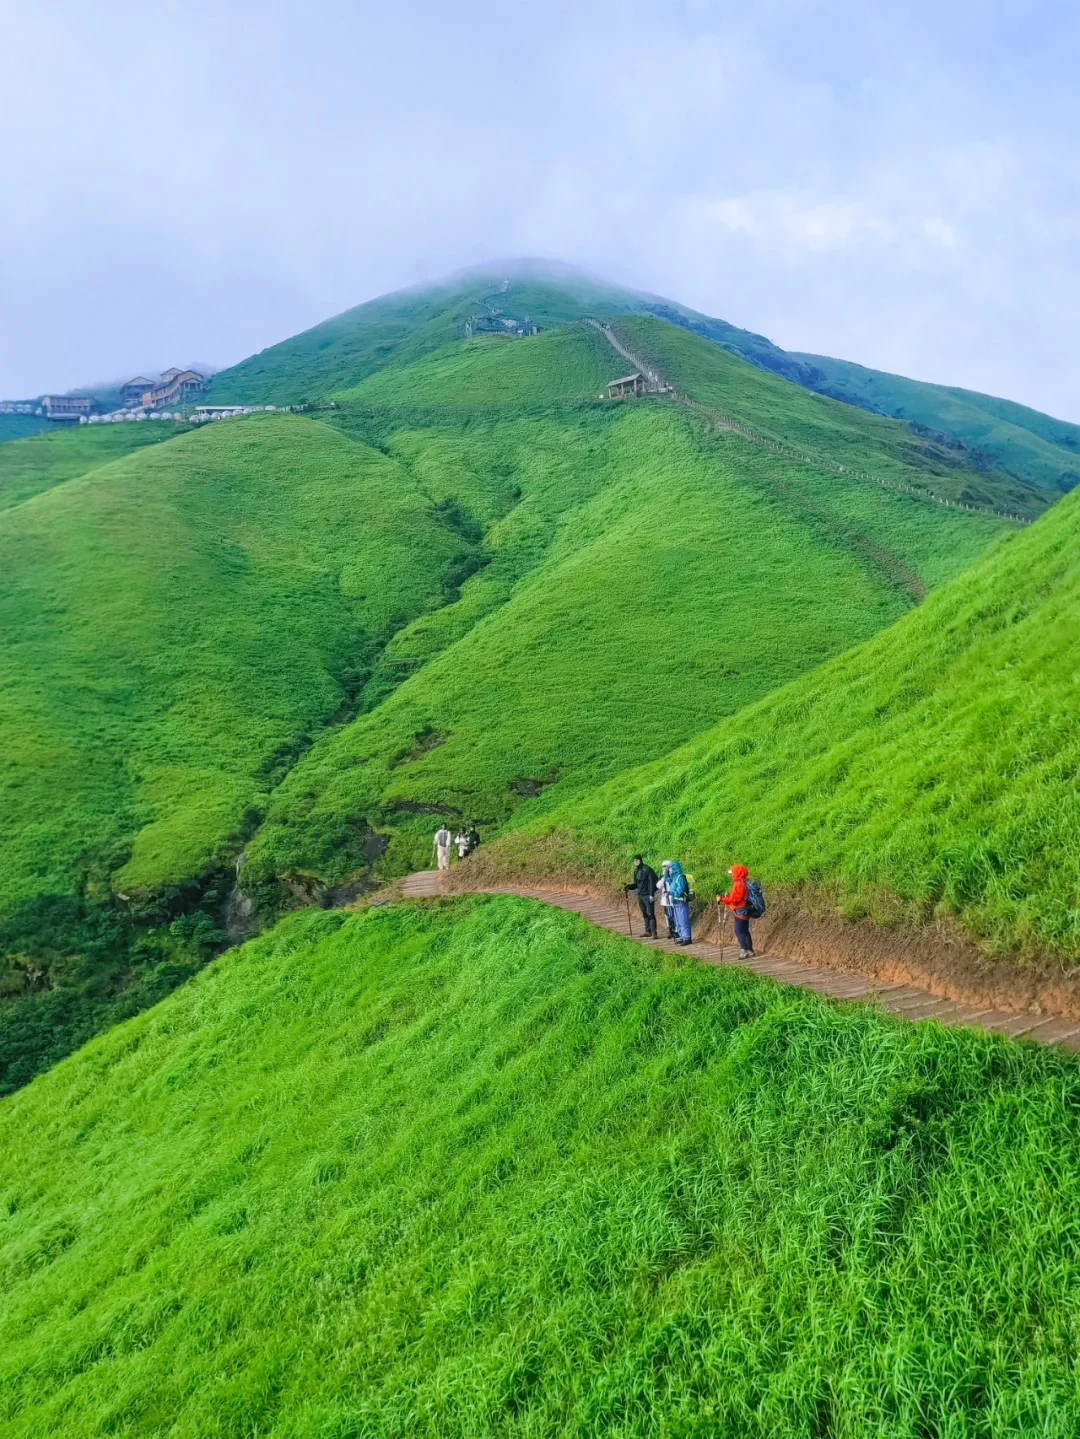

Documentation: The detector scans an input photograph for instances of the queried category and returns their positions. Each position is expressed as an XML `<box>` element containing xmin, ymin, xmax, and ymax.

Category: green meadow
<box><xmin>4</xmin><ymin>260</ymin><xmax>1080</xmax><ymax>1438</ymax></box>
<box><xmin>0</xmin><ymin>284</ymin><xmax>1046</xmax><ymax>1089</ymax></box>
<box><xmin>487</xmin><ymin>481</ymin><xmax>1080</xmax><ymax>962</ymax></box>
<box><xmin>5</xmin><ymin>897</ymin><xmax>1080</xmax><ymax>1437</ymax></box>
<box><xmin>791</xmin><ymin>350</ymin><xmax>1080</xmax><ymax>496</ymax></box>
<box><xmin>0</xmin><ymin>422</ymin><xmax>177</xmax><ymax>510</ymax></box>
<box><xmin>0</xmin><ymin>413</ymin><xmax>497</xmax><ymax>1088</ymax></box>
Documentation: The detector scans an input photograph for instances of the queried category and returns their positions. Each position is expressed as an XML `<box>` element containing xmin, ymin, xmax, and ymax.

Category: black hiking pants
<box><xmin>638</xmin><ymin>896</ymin><xmax>657</xmax><ymax>935</ymax></box>
<box><xmin>733</xmin><ymin>916</ymin><xmax>753</xmax><ymax>952</ymax></box>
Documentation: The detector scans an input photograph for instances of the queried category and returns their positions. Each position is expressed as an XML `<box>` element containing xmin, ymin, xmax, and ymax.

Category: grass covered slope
<box><xmin>5</xmin><ymin>897</ymin><xmax>1080</xmax><ymax>1437</ymax></box>
<box><xmin>0</xmin><ymin>423</ymin><xmax>179</xmax><ymax>511</ymax></box>
<box><xmin>791</xmin><ymin>352</ymin><xmax>1080</xmax><ymax>495</ymax></box>
<box><xmin>618</xmin><ymin>316</ymin><xmax>1051</xmax><ymax>520</ymax></box>
<box><xmin>207</xmin><ymin>261</ymin><xmax>651</xmax><ymax>407</ymax></box>
<box><xmin>494</xmin><ymin>483</ymin><xmax>1080</xmax><ymax>962</ymax></box>
<box><xmin>337</xmin><ymin>322</ymin><xmax>615</xmax><ymax>407</ymax></box>
<box><xmin>0</xmin><ymin>413</ymin><xmax>503</xmax><ymax>1089</ymax></box>
<box><xmin>246</xmin><ymin>376</ymin><xmax>1006</xmax><ymax>887</ymax></box>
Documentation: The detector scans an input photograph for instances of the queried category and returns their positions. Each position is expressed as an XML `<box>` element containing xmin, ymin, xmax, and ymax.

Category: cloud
<box><xmin>0</xmin><ymin>0</ymin><xmax>1077</xmax><ymax>418</ymax></box>
<box><xmin>704</xmin><ymin>193</ymin><xmax>896</xmax><ymax>250</ymax></box>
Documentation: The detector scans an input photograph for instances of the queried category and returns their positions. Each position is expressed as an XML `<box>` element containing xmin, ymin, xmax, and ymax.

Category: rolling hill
<box><xmin>471</xmin><ymin>478</ymin><xmax>1080</xmax><ymax>967</ymax></box>
<box><xmin>209</xmin><ymin>259</ymin><xmax>1080</xmax><ymax>499</ymax></box>
<box><xmin>0</xmin><ymin>265</ymin><xmax>1060</xmax><ymax>1092</ymax></box>
<box><xmin>787</xmin><ymin>352</ymin><xmax>1080</xmax><ymax>496</ymax></box>
<box><xmin>242</xmin><ymin>316</ymin><xmax>1013</xmax><ymax>889</ymax></box>
<box><xmin>0</xmin><ymin>412</ymin><xmax>504</xmax><ymax>1090</ymax></box>
<box><xmin>5</xmin><ymin>895</ymin><xmax>1080</xmax><ymax>1436</ymax></box>
<box><xmin>0</xmin><ymin>422</ymin><xmax>182</xmax><ymax>511</ymax></box>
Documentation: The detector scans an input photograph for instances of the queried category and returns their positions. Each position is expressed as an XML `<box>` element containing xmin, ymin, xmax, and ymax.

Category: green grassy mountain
<box><xmin>479</xmin><ymin>479</ymin><xmax>1080</xmax><ymax>964</ymax></box>
<box><xmin>0</xmin><ymin>413</ymin><xmax>51</xmax><ymax>445</ymax></box>
<box><xmin>242</xmin><ymin>316</ymin><xmax>1013</xmax><ymax>889</ymax></box>
<box><xmin>787</xmin><ymin>352</ymin><xmax>1080</xmax><ymax>496</ymax></box>
<box><xmin>0</xmin><ymin>412</ymin><xmax>503</xmax><ymax>1090</ymax></box>
<box><xmin>0</xmin><ymin>267</ymin><xmax>1056</xmax><ymax>1092</ymax></box>
<box><xmin>5</xmin><ymin>896</ymin><xmax>1080</xmax><ymax>1437</ymax></box>
<box><xmin>207</xmin><ymin>259</ymin><xmax>1079</xmax><ymax>499</ymax></box>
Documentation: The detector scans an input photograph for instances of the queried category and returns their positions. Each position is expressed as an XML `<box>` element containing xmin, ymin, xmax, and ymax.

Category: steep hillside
<box><xmin>245</xmin><ymin>321</ymin><xmax>1009</xmax><ymax>890</ymax></box>
<box><xmin>208</xmin><ymin>258</ymin><xmax>1079</xmax><ymax>500</ymax></box>
<box><xmin>0</xmin><ymin>423</ymin><xmax>181</xmax><ymax>511</ymax></box>
<box><xmin>476</xmin><ymin>483</ymin><xmax>1080</xmax><ymax>965</ymax></box>
<box><xmin>789</xmin><ymin>352</ymin><xmax>1080</xmax><ymax>495</ymax></box>
<box><xmin>0</xmin><ymin>293</ymin><xmax>1033</xmax><ymax>1091</ymax></box>
<box><xmin>0</xmin><ymin>413</ymin><xmax>51</xmax><ymax>445</ymax></box>
<box><xmin>5</xmin><ymin>896</ymin><xmax>1080</xmax><ymax>1437</ymax></box>
<box><xmin>207</xmin><ymin>260</ymin><xmax>647</xmax><ymax>407</ymax></box>
<box><xmin>0</xmin><ymin>413</ymin><xmax>500</xmax><ymax>1090</ymax></box>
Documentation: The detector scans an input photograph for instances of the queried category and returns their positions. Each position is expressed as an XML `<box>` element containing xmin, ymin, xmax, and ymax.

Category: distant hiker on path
<box><xmin>718</xmin><ymin>864</ymin><xmax>760</xmax><ymax>957</ymax></box>
<box><xmin>656</xmin><ymin>861</ymin><xmax>678</xmax><ymax>939</ymax></box>
<box><xmin>455</xmin><ymin>829</ymin><xmax>471</xmax><ymax>860</ymax></box>
<box><xmin>624</xmin><ymin>855</ymin><xmax>658</xmax><ymax>937</ymax></box>
<box><xmin>667</xmin><ymin>861</ymin><xmax>693</xmax><ymax>945</ymax></box>
<box><xmin>433</xmin><ymin>824</ymin><xmax>452</xmax><ymax>871</ymax></box>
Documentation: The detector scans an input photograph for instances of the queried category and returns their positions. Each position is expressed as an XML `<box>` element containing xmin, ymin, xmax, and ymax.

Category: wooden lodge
<box><xmin>41</xmin><ymin>394</ymin><xmax>93</xmax><ymax>422</ymax></box>
<box><xmin>607</xmin><ymin>372</ymin><xmax>646</xmax><ymax>399</ymax></box>
<box><xmin>121</xmin><ymin>377</ymin><xmax>154</xmax><ymax>404</ymax></box>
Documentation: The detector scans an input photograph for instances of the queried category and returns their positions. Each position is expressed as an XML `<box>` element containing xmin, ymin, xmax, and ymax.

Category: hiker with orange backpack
<box><xmin>717</xmin><ymin>864</ymin><xmax>765</xmax><ymax>958</ymax></box>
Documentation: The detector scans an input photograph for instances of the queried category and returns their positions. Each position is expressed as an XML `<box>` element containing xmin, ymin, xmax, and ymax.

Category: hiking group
<box><xmin>624</xmin><ymin>855</ymin><xmax>764</xmax><ymax>957</ymax></box>
<box><xmin>432</xmin><ymin>823</ymin><xmax>480</xmax><ymax>871</ymax></box>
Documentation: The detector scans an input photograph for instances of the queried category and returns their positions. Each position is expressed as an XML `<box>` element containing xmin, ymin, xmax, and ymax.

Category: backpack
<box><xmin>744</xmin><ymin>879</ymin><xmax>766</xmax><ymax>920</ymax></box>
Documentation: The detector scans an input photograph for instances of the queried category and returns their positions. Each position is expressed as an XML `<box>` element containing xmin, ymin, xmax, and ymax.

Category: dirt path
<box><xmin>397</xmin><ymin>870</ymin><xmax>1080</xmax><ymax>1051</ymax></box>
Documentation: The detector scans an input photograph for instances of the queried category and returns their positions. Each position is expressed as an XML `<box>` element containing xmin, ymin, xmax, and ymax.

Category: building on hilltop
<box><xmin>121</xmin><ymin>377</ymin><xmax>155</xmax><ymax>405</ymax></box>
<box><xmin>41</xmin><ymin>395</ymin><xmax>94</xmax><ymax>422</ymax></box>
<box><xmin>119</xmin><ymin>370</ymin><xmax>205</xmax><ymax>410</ymax></box>
<box><xmin>140</xmin><ymin>370</ymin><xmax>205</xmax><ymax>409</ymax></box>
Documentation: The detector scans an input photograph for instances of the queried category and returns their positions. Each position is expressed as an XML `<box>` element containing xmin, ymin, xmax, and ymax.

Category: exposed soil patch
<box><xmin>745</xmin><ymin>899</ymin><xmax>1080</xmax><ymax>1023</ymax></box>
<box><xmin>391</xmin><ymin>727</ymin><xmax>449</xmax><ymax>768</ymax></box>
<box><xmin>509</xmin><ymin>775</ymin><xmax>558</xmax><ymax>798</ymax></box>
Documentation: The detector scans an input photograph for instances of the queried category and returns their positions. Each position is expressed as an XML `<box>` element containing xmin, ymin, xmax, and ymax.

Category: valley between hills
<box><xmin>2</xmin><ymin>261</ymin><xmax>1080</xmax><ymax>1437</ymax></box>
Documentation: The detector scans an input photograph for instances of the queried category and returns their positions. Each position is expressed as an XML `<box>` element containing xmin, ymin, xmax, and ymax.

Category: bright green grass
<box><xmin>207</xmin><ymin>262</ymin><xmax>651</xmax><ymax>406</ymax></box>
<box><xmin>792</xmin><ymin>351</ymin><xmax>1080</xmax><ymax>495</ymax></box>
<box><xmin>0</xmin><ymin>413</ymin><xmax>474</xmax><ymax>907</ymax></box>
<box><xmin>0</xmin><ymin>413</ymin><xmax>503</xmax><ymax>1087</ymax></box>
<box><xmin>618</xmin><ymin>317</ymin><xmax>1051</xmax><ymax>519</ymax></box>
<box><xmin>0</xmin><ymin>306</ymin><xmax>1027</xmax><ymax>1091</ymax></box>
<box><xmin>0</xmin><ymin>423</ymin><xmax>180</xmax><ymax>511</ymax></box>
<box><xmin>336</xmin><ymin>324</ymin><xmax>615</xmax><ymax>408</ymax></box>
<box><xmin>493</xmin><ymin>483</ymin><xmax>1080</xmax><ymax>961</ymax></box>
<box><xmin>246</xmin><ymin>394</ymin><xmax>1005</xmax><ymax>887</ymax></box>
<box><xmin>4</xmin><ymin>896</ymin><xmax>1080</xmax><ymax>1437</ymax></box>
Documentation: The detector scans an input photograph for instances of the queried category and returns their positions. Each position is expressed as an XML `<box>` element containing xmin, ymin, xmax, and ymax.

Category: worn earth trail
<box><xmin>397</xmin><ymin>870</ymin><xmax>1080</xmax><ymax>1052</ymax></box>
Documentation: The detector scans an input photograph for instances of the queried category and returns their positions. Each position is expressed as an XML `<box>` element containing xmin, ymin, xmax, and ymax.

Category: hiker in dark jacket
<box><xmin>624</xmin><ymin>855</ymin><xmax>658</xmax><ymax>937</ymax></box>
<box><xmin>718</xmin><ymin>863</ymin><xmax>754</xmax><ymax>957</ymax></box>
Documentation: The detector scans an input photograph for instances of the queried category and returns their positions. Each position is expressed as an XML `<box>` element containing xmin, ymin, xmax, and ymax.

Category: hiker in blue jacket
<box><xmin>667</xmin><ymin>861</ymin><xmax>693</xmax><ymax>945</ymax></box>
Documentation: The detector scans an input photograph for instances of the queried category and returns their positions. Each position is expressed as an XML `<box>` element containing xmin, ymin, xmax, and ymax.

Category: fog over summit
<box><xmin>2</xmin><ymin>1</ymin><xmax>1078</xmax><ymax>418</ymax></box>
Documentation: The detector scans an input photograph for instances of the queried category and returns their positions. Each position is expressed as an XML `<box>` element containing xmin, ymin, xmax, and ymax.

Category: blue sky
<box><xmin>2</xmin><ymin>0</ymin><xmax>1077</xmax><ymax>418</ymax></box>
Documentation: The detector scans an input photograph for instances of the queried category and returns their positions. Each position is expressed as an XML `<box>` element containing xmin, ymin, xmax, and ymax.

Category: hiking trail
<box><xmin>585</xmin><ymin>318</ymin><xmax>1031</xmax><ymax>527</ymax></box>
<box><xmin>397</xmin><ymin>870</ymin><xmax>1080</xmax><ymax>1051</ymax></box>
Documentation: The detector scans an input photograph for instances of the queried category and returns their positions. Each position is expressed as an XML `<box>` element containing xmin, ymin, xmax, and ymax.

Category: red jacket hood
<box><xmin>730</xmin><ymin>864</ymin><xmax>749</xmax><ymax>880</ymax></box>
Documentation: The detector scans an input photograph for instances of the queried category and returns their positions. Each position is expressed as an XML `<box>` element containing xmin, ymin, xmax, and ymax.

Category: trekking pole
<box><xmin>624</xmin><ymin>889</ymin><xmax>634</xmax><ymax>937</ymax></box>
